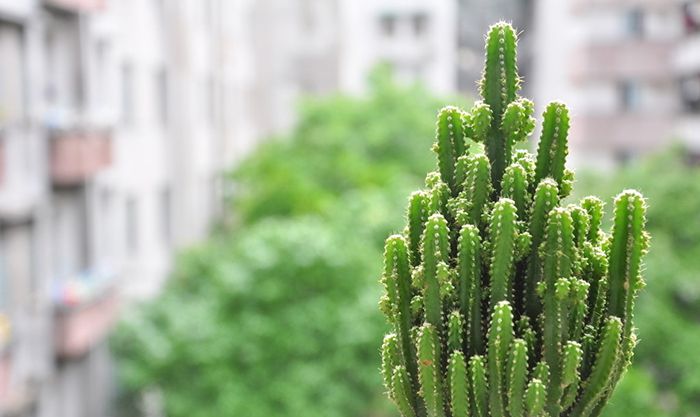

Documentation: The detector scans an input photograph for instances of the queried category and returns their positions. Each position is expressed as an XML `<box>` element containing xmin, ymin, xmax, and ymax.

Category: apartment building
<box><xmin>242</xmin><ymin>0</ymin><xmax>459</xmax><ymax>138</ymax></box>
<box><xmin>457</xmin><ymin>0</ymin><xmax>534</xmax><ymax>95</ymax></box>
<box><xmin>0</xmin><ymin>0</ymin><xmax>245</xmax><ymax>416</ymax></box>
<box><xmin>336</xmin><ymin>0</ymin><xmax>457</xmax><ymax>95</ymax></box>
<box><xmin>533</xmin><ymin>0</ymin><xmax>682</xmax><ymax>168</ymax></box>
<box><xmin>676</xmin><ymin>1</ymin><xmax>700</xmax><ymax>152</ymax></box>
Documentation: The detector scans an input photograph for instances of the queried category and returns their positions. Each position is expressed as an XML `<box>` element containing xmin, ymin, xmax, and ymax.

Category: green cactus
<box><xmin>379</xmin><ymin>22</ymin><xmax>649</xmax><ymax>417</ymax></box>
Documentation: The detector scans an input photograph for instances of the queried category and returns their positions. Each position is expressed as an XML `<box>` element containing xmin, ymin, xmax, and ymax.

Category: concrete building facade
<box><xmin>532</xmin><ymin>0</ymin><xmax>683</xmax><ymax>168</ymax></box>
<box><xmin>0</xmin><ymin>0</ymin><xmax>246</xmax><ymax>416</ymax></box>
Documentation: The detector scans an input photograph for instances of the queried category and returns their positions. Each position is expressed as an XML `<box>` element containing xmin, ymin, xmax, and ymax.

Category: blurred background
<box><xmin>0</xmin><ymin>0</ymin><xmax>698</xmax><ymax>416</ymax></box>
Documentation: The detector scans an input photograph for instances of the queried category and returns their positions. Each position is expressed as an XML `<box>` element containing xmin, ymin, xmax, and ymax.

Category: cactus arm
<box><xmin>569</xmin><ymin>317</ymin><xmax>623</xmax><ymax>417</ymax></box>
<box><xmin>533</xmin><ymin>361</ymin><xmax>550</xmax><ymax>388</ymax></box>
<box><xmin>448</xmin><ymin>351</ymin><xmax>470</xmax><ymax>417</ymax></box>
<box><xmin>524</xmin><ymin>179</ymin><xmax>560</xmax><ymax>317</ymax></box>
<box><xmin>462</xmin><ymin>154</ymin><xmax>493</xmax><ymax>226</ymax></box>
<box><xmin>607</xmin><ymin>191</ymin><xmax>648</xmax><ymax>326</ymax></box>
<box><xmin>502</xmin><ymin>99</ymin><xmax>536</xmax><ymax>146</ymax></box>
<box><xmin>418</xmin><ymin>323</ymin><xmax>445</xmax><ymax>417</ymax></box>
<box><xmin>422</xmin><ymin>214</ymin><xmax>450</xmax><ymax>332</ymax></box>
<box><xmin>470</xmin><ymin>102</ymin><xmax>493</xmax><ymax>144</ymax></box>
<box><xmin>507</xmin><ymin>338</ymin><xmax>529</xmax><ymax>417</ymax></box>
<box><xmin>434</xmin><ymin>106</ymin><xmax>466</xmax><ymax>194</ymax></box>
<box><xmin>539</xmin><ymin>207</ymin><xmax>576</xmax><ymax>417</ymax></box>
<box><xmin>524</xmin><ymin>378</ymin><xmax>546</xmax><ymax>417</ymax></box>
<box><xmin>469</xmin><ymin>355</ymin><xmax>489</xmax><ymax>417</ymax></box>
<box><xmin>589</xmin><ymin>276</ymin><xmax>608</xmax><ymax>334</ymax></box>
<box><xmin>480</xmin><ymin>22</ymin><xmax>520</xmax><ymax>184</ymax></box>
<box><xmin>568</xmin><ymin>279</ymin><xmax>590</xmax><ymax>342</ymax></box>
<box><xmin>534</xmin><ymin>102</ymin><xmax>570</xmax><ymax>186</ymax></box>
<box><xmin>562</xmin><ymin>341</ymin><xmax>584</xmax><ymax>388</ymax></box>
<box><xmin>408</xmin><ymin>192</ymin><xmax>430</xmax><ymax>266</ymax></box>
<box><xmin>488</xmin><ymin>199</ymin><xmax>519</xmax><ymax>308</ymax></box>
<box><xmin>569</xmin><ymin>205</ymin><xmax>591</xmax><ymax>249</ymax></box>
<box><xmin>428</xmin><ymin>179</ymin><xmax>451</xmax><ymax>218</ymax></box>
<box><xmin>455</xmin><ymin>156</ymin><xmax>470</xmax><ymax>194</ymax></box>
<box><xmin>487</xmin><ymin>302</ymin><xmax>514</xmax><ymax>417</ymax></box>
<box><xmin>502</xmin><ymin>163</ymin><xmax>530</xmax><ymax>217</ymax></box>
<box><xmin>393</xmin><ymin>366</ymin><xmax>418</xmax><ymax>417</ymax></box>
<box><xmin>382</xmin><ymin>333</ymin><xmax>401</xmax><ymax>393</ymax></box>
<box><xmin>447</xmin><ymin>311</ymin><xmax>464</xmax><ymax>352</ymax></box>
<box><xmin>581</xmin><ymin>197</ymin><xmax>605</xmax><ymax>244</ymax></box>
<box><xmin>385</xmin><ymin>235</ymin><xmax>420</xmax><ymax>392</ymax></box>
<box><xmin>457</xmin><ymin>224</ymin><xmax>483</xmax><ymax>355</ymax></box>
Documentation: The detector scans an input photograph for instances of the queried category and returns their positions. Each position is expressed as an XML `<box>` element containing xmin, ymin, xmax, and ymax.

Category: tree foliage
<box><xmin>112</xmin><ymin>70</ymin><xmax>465</xmax><ymax>417</ymax></box>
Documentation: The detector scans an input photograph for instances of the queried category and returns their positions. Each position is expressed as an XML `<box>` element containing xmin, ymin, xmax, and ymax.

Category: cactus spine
<box><xmin>380</xmin><ymin>22</ymin><xmax>649</xmax><ymax>417</ymax></box>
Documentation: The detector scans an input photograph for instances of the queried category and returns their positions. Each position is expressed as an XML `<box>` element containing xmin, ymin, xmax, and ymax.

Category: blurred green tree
<box><xmin>112</xmin><ymin>69</ymin><xmax>466</xmax><ymax>417</ymax></box>
<box><xmin>576</xmin><ymin>149</ymin><xmax>700</xmax><ymax>417</ymax></box>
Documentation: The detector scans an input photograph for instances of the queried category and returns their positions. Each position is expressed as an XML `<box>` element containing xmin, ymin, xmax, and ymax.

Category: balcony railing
<box><xmin>50</xmin><ymin>130</ymin><xmax>112</xmax><ymax>187</ymax></box>
<box><xmin>54</xmin><ymin>288</ymin><xmax>119</xmax><ymax>359</ymax></box>
<box><xmin>43</xmin><ymin>0</ymin><xmax>106</xmax><ymax>12</ymax></box>
<box><xmin>53</xmin><ymin>268</ymin><xmax>119</xmax><ymax>359</ymax></box>
<box><xmin>571</xmin><ymin>40</ymin><xmax>673</xmax><ymax>82</ymax></box>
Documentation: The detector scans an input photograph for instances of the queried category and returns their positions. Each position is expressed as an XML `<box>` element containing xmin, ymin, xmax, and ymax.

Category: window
<box><xmin>380</xmin><ymin>14</ymin><xmax>397</xmax><ymax>37</ymax></box>
<box><xmin>126</xmin><ymin>197</ymin><xmax>139</xmax><ymax>253</ymax></box>
<box><xmin>412</xmin><ymin>13</ymin><xmax>429</xmax><ymax>37</ymax></box>
<box><xmin>122</xmin><ymin>62</ymin><xmax>134</xmax><ymax>125</ymax></box>
<box><xmin>619</xmin><ymin>80</ymin><xmax>641</xmax><ymax>112</ymax></box>
<box><xmin>0</xmin><ymin>22</ymin><xmax>25</xmax><ymax>125</ymax></box>
<box><xmin>160</xmin><ymin>187</ymin><xmax>171</xmax><ymax>244</ymax></box>
<box><xmin>680</xmin><ymin>74</ymin><xmax>700</xmax><ymax>113</ymax></box>
<box><xmin>156</xmin><ymin>68</ymin><xmax>168</xmax><ymax>125</ymax></box>
<box><xmin>683</xmin><ymin>2</ymin><xmax>700</xmax><ymax>34</ymax></box>
<box><xmin>624</xmin><ymin>8</ymin><xmax>645</xmax><ymax>38</ymax></box>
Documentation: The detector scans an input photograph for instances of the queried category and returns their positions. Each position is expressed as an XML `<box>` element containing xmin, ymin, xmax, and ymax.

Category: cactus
<box><xmin>379</xmin><ymin>22</ymin><xmax>649</xmax><ymax>417</ymax></box>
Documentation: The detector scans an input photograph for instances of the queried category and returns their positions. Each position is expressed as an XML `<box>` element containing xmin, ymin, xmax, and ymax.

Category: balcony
<box><xmin>50</xmin><ymin>130</ymin><xmax>112</xmax><ymax>187</ymax></box>
<box><xmin>53</xmin><ymin>269</ymin><xmax>119</xmax><ymax>359</ymax></box>
<box><xmin>43</xmin><ymin>0</ymin><xmax>106</xmax><ymax>12</ymax></box>
<box><xmin>571</xmin><ymin>41</ymin><xmax>673</xmax><ymax>82</ymax></box>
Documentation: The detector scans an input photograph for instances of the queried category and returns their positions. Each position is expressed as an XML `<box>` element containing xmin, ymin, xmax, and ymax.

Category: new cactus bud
<box><xmin>379</xmin><ymin>22</ymin><xmax>648</xmax><ymax>417</ymax></box>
